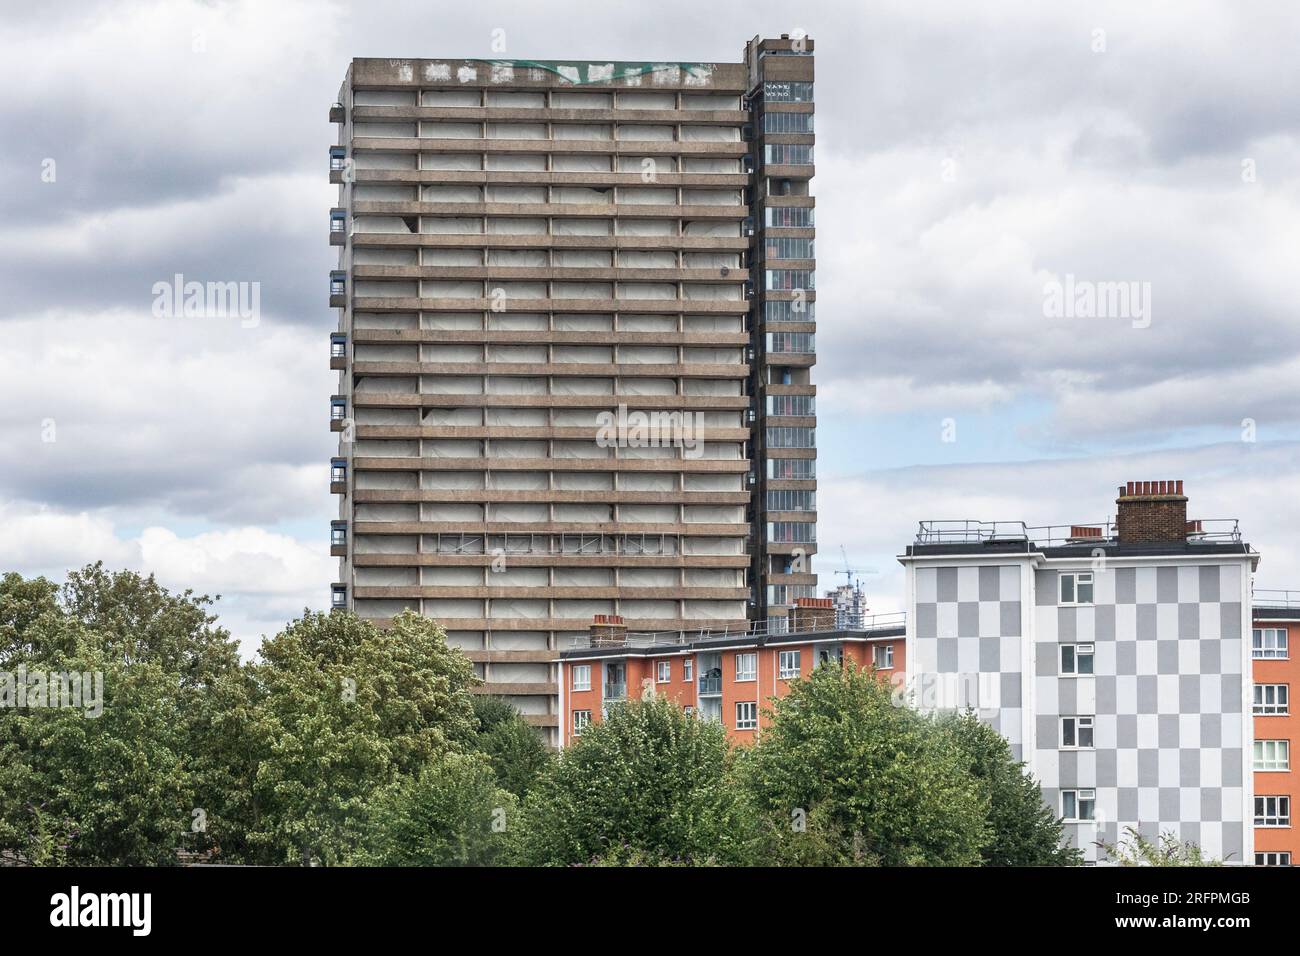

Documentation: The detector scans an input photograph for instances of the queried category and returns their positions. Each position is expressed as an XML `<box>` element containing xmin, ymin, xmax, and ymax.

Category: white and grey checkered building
<box><xmin>899</xmin><ymin>482</ymin><xmax>1257</xmax><ymax>864</ymax></box>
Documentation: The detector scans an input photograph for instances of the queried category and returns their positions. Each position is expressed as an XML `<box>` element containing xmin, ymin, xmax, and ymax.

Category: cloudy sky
<box><xmin>3</xmin><ymin>0</ymin><xmax>1298</xmax><ymax>653</ymax></box>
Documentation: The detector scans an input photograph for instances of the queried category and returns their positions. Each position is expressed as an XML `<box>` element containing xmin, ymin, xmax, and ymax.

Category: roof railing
<box><xmin>566</xmin><ymin>610</ymin><xmax>907</xmax><ymax>650</ymax></box>
<box><xmin>916</xmin><ymin>519</ymin><xmax>1242</xmax><ymax>547</ymax></box>
<box><xmin>1255</xmin><ymin>589</ymin><xmax>1300</xmax><ymax>609</ymax></box>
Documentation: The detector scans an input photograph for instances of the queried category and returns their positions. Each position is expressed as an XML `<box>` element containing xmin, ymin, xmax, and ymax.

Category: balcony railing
<box><xmin>698</xmin><ymin>676</ymin><xmax>722</xmax><ymax>695</ymax></box>
<box><xmin>604</xmin><ymin>682</ymin><xmax>627</xmax><ymax>700</ymax></box>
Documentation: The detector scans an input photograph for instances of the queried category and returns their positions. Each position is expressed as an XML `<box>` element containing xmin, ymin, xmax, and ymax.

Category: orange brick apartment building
<box><xmin>1253</xmin><ymin>591</ymin><xmax>1298</xmax><ymax>866</ymax></box>
<box><xmin>559</xmin><ymin>599</ymin><xmax>905</xmax><ymax>745</ymax></box>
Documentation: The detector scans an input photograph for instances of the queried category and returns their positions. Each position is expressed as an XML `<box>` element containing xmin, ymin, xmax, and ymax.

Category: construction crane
<box><xmin>833</xmin><ymin>546</ymin><xmax>877</xmax><ymax>628</ymax></box>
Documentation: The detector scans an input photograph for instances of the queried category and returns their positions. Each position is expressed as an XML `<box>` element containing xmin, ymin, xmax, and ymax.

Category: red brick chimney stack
<box><xmin>1115</xmin><ymin>480</ymin><xmax>1188</xmax><ymax>545</ymax></box>
<box><xmin>589</xmin><ymin>614</ymin><xmax>627</xmax><ymax>646</ymax></box>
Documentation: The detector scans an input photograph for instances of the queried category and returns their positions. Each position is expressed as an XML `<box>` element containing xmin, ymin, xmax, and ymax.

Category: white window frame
<box><xmin>1060</xmin><ymin>715</ymin><xmax>1095</xmax><ymax>749</ymax></box>
<box><xmin>656</xmin><ymin>660</ymin><xmax>672</xmax><ymax>684</ymax></box>
<box><xmin>683</xmin><ymin>658</ymin><xmax>693</xmax><ymax>682</ymax></box>
<box><xmin>572</xmin><ymin>709</ymin><xmax>591</xmax><ymax>735</ymax></box>
<box><xmin>872</xmin><ymin>643</ymin><xmax>894</xmax><ymax>669</ymax></box>
<box><xmin>735</xmin><ymin>652</ymin><xmax>757</xmax><ymax>682</ymax></box>
<box><xmin>1059</xmin><ymin>571</ymin><xmax>1094</xmax><ymax>606</ymax></box>
<box><xmin>1255</xmin><ymin>795</ymin><xmax>1291</xmax><ymax>828</ymax></box>
<box><xmin>735</xmin><ymin>700</ymin><xmax>758</xmax><ymax>730</ymax></box>
<box><xmin>1253</xmin><ymin>627</ymin><xmax>1290</xmax><ymax>660</ymax></box>
<box><xmin>777</xmin><ymin>649</ymin><xmax>800</xmax><ymax>680</ymax></box>
<box><xmin>571</xmin><ymin>664</ymin><xmax>591</xmax><ymax>691</ymax></box>
<box><xmin>1061</xmin><ymin>788</ymin><xmax>1096</xmax><ymax>822</ymax></box>
<box><xmin>1254</xmin><ymin>683</ymin><xmax>1289</xmax><ymax>716</ymax></box>
<box><xmin>1256</xmin><ymin>851</ymin><xmax>1291</xmax><ymax>866</ymax></box>
<box><xmin>1059</xmin><ymin>643</ymin><xmax>1095</xmax><ymax>676</ymax></box>
<box><xmin>1255</xmin><ymin>739</ymin><xmax>1291</xmax><ymax>771</ymax></box>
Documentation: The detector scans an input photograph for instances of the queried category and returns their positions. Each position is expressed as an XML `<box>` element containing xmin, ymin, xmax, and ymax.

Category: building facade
<box><xmin>901</xmin><ymin>481</ymin><xmax>1258</xmax><ymax>864</ymax></box>
<box><xmin>1252</xmin><ymin>592</ymin><xmax>1298</xmax><ymax>866</ymax></box>
<box><xmin>328</xmin><ymin>37</ymin><xmax>816</xmax><ymax>742</ymax></box>
<box><xmin>559</xmin><ymin>600</ymin><xmax>904</xmax><ymax>745</ymax></box>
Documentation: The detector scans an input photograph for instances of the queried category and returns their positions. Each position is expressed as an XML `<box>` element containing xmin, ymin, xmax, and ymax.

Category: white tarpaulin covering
<box><xmin>554</xmin><ymin>154</ymin><xmax>611</xmax><ymax>172</ymax></box>
<box><xmin>554</xmin><ymin>504</ymin><xmax>612</xmax><ymax>522</ymax></box>
<box><xmin>680</xmin><ymin>125</ymin><xmax>740</xmax><ymax>142</ymax></box>
<box><xmin>420</xmin><ymin>375</ymin><xmax>482</xmax><ymax>394</ymax></box>
<box><xmin>421</xmin><ymin>280</ymin><xmax>482</xmax><ymax>299</ymax></box>
<box><xmin>354</xmin><ymin>216</ymin><xmax>413</xmax><ymax>235</ymax></box>
<box><xmin>554</xmin><ymin>249</ymin><xmax>611</xmax><ymax>267</ymax></box>
<box><xmin>617</xmin><ymin>219</ymin><xmax>674</xmax><ymax>236</ymax></box>
<box><xmin>486</xmin><ymin>154</ymin><xmax>546</xmax><ymax>170</ymax></box>
<box><xmin>422</xmin><ymin>313</ymin><xmax>482</xmax><ymax>330</ymax></box>
<box><xmin>555</xmin><ymin>473</ymin><xmax>612</xmax><ymax>489</ymax></box>
<box><xmin>489</xmin><ymin>503</ymin><xmax>547</xmax><ymax>522</ymax></box>
<box><xmin>620</xmin><ymin>504</ymin><xmax>676</xmax><ymax>522</ymax></box>
<box><xmin>681</xmin><ymin>93</ymin><xmax>741</xmax><ymax>109</ymax></box>
<box><xmin>553</xmin><ymin>187</ymin><xmax>612</xmax><ymax>204</ymax></box>
<box><xmin>357</xmin><ymin>376</ymin><xmax>416</xmax><ymax>393</ymax></box>
<box><xmin>685</xmin><ymin>346</ymin><xmax>742</xmax><ymax>363</ymax></box>
<box><xmin>355</xmin><ymin>567</ymin><xmax>418</xmax><ymax>585</ymax></box>
<box><xmin>422</xmin><ymin>184</ymin><xmax>482</xmax><ymax>202</ymax></box>
<box><xmin>423</xmin><ymin>567</ymin><xmax>484</xmax><ymax>585</ymax></box>
<box><xmin>356</xmin><ymin>279</ymin><xmax>417</xmax><ymax>296</ymax></box>
<box><xmin>421</xmin><ymin>471</ymin><xmax>484</xmax><ymax>489</ymax></box>
<box><xmin>485</xmin><ymin>407</ymin><xmax>546</xmax><ymax>425</ymax></box>
<box><xmin>354</xmin><ymin>535</ymin><xmax>418</xmax><ymax>554</ymax></box>
<box><xmin>423</xmin><ymin>439</ymin><xmax>483</xmax><ymax>457</ymax></box>
<box><xmin>354</xmin><ymin>184</ymin><xmax>418</xmax><ymax>201</ymax></box>
<box><xmin>683</xmin><ymin>378</ymin><xmax>740</xmax><ymax>395</ymax></box>
<box><xmin>553</xmin><ymin>346</ymin><xmax>611</xmax><ymax>363</ymax></box>
<box><xmin>619</xmin><ymin>187</ymin><xmax>674</xmax><ymax>204</ymax></box>
<box><xmin>617</xmin><ymin>156</ymin><xmax>676</xmax><ymax>173</ymax></box>
<box><xmin>356</xmin><ymin>470</ymin><xmax>417</xmax><ymax>489</ymax></box>
<box><xmin>617</xmin><ymin>378</ymin><xmax>675</xmax><ymax>395</ymax></box>
<box><xmin>489</xmin><ymin>471</ymin><xmax>547</xmax><ymax>489</ymax></box>
<box><xmin>684</xmin><ymin>315</ymin><xmax>741</xmax><ymax>332</ymax></box>
<box><xmin>356</xmin><ymin>502</ymin><xmax>416</xmax><ymax>522</ymax></box>
<box><xmin>422</xmin><ymin>89</ymin><xmax>479</xmax><ymax>106</ymax></box>
<box><xmin>552</xmin><ymin>408</ymin><xmax>604</xmax><ymax>425</ymax></box>
<box><xmin>491</xmin><ymin>663</ymin><xmax>550</xmax><ymax>682</ymax></box>
<box><xmin>552</xmin><ymin>377</ymin><xmax>612</xmax><ymax>393</ymax></box>
<box><xmin>682</xmin><ymin>536</ymin><xmax>742</xmax><ymax>555</ymax></box>
<box><xmin>354</xmin><ymin>247</ymin><xmax>417</xmax><ymax>266</ymax></box>
<box><xmin>354</xmin><ymin>440</ymin><xmax>418</xmax><ymax>458</ymax></box>
<box><xmin>701</xmin><ymin>442</ymin><xmax>742</xmax><ymax>459</ymax></box>
<box><xmin>619</xmin><ymin>473</ymin><xmax>674</xmax><ymax>491</ymax></box>
<box><xmin>685</xmin><ymin>569</ymin><xmax>743</xmax><ymax>587</ymax></box>
<box><xmin>684</xmin><ymin>600</ymin><xmax>746</xmax><ymax>620</ymax></box>
<box><xmin>427</xmin><ymin>599</ymin><xmax>485</xmax><ymax>617</ymax></box>
<box><xmin>488</xmin><ymin>249</ymin><xmax>548</xmax><ymax>266</ymax></box>
<box><xmin>619</xmin><ymin>345</ymin><xmax>675</xmax><ymax>363</ymax></box>
<box><xmin>554</xmin><ymin>218</ymin><xmax>609</xmax><ymax>236</ymax></box>
<box><xmin>356</xmin><ymin>90</ymin><xmax>416</xmax><ymax>106</ymax></box>
<box><xmin>617</xmin><ymin>91</ymin><xmax>674</xmax><ymax>109</ymax></box>
<box><xmin>683</xmin><ymin>189</ymin><xmax>741</xmax><ymax>205</ymax></box>
<box><xmin>619</xmin><ymin>445</ymin><xmax>674</xmax><ymax>459</ymax></box>
<box><xmin>488</xmin><ymin>345</ymin><xmax>548</xmax><ymax>364</ymax></box>
<box><xmin>552</xmin><ymin>124</ymin><xmax>612</xmax><ymax>140</ymax></box>
<box><xmin>552</xmin><ymin>441</ymin><xmax>610</xmax><ymax>459</ymax></box>
<box><xmin>486</xmin><ymin>185</ymin><xmax>546</xmax><ymax>203</ymax></box>
<box><xmin>683</xmin><ymin>284</ymin><xmax>740</xmax><ymax>301</ymax></box>
<box><xmin>684</xmin><ymin>252</ymin><xmax>740</xmax><ymax>268</ymax></box>
<box><xmin>617</xmin><ymin>125</ymin><xmax>674</xmax><ymax>141</ymax></box>
<box><xmin>618</xmin><ymin>314</ymin><xmax>675</xmax><ymax>332</ymax></box>
<box><xmin>354</xmin><ymin>122</ymin><xmax>415</xmax><ymax>138</ymax></box>
<box><xmin>487</xmin><ymin>123</ymin><xmax>546</xmax><ymax>139</ymax></box>
<box><xmin>353</xmin><ymin>344</ymin><xmax>417</xmax><ymax>362</ymax></box>
<box><xmin>684</xmin><ymin>474</ymin><xmax>741</xmax><ymax>491</ymax></box>
<box><xmin>356</xmin><ymin>599</ymin><xmax>417</xmax><ymax>616</ymax></box>
<box><xmin>489</xmin><ymin>567</ymin><xmax>547</xmax><ymax>586</ymax></box>
<box><xmin>489</xmin><ymin>632</ymin><xmax>548</xmax><ymax>650</ymax></box>
<box><xmin>620</xmin><ymin>600</ymin><xmax>677</xmax><ymax>619</ymax></box>
<box><xmin>554</xmin><ymin>600</ymin><xmax>614</xmax><ymax>618</ymax></box>
<box><xmin>356</xmin><ymin>152</ymin><xmax>416</xmax><ymax>170</ymax></box>
<box><xmin>684</xmin><ymin>220</ymin><xmax>739</xmax><ymax>237</ymax></box>
<box><xmin>486</xmin><ymin>376</ymin><xmax>546</xmax><ymax>395</ymax></box>
<box><xmin>488</xmin><ymin>312</ymin><xmax>546</xmax><ymax>329</ymax></box>
<box><xmin>684</xmin><ymin>505</ymin><xmax>743</xmax><ymax>523</ymax></box>
<box><xmin>487</xmin><ymin>218</ymin><xmax>547</xmax><ymax>235</ymax></box>
<box><xmin>489</xmin><ymin>600</ymin><xmax>547</xmax><ymax>619</ymax></box>
<box><xmin>421</xmin><ymin>217</ymin><xmax>482</xmax><ymax>234</ymax></box>
<box><xmin>682</xmin><ymin>157</ymin><xmax>740</xmax><ymax>173</ymax></box>
<box><xmin>618</xmin><ymin>251</ymin><xmax>676</xmax><ymax>268</ymax></box>
<box><xmin>420</xmin><ymin>343</ymin><xmax>481</xmax><ymax>362</ymax></box>
<box><xmin>442</xmin><ymin>631</ymin><xmax>485</xmax><ymax>650</ymax></box>
<box><xmin>420</xmin><ymin>153</ymin><xmax>479</xmax><ymax>170</ymax></box>
<box><xmin>422</xmin><ymin>503</ymin><xmax>484</xmax><ymax>521</ymax></box>
<box><xmin>422</xmin><ymin>406</ymin><xmax>481</xmax><ymax>425</ymax></box>
<box><xmin>553</xmin><ymin>282</ymin><xmax>612</xmax><ymax>299</ymax></box>
<box><xmin>554</xmin><ymin>568</ymin><xmax>613</xmax><ymax>586</ymax></box>
<box><xmin>356</xmin><ymin>312</ymin><xmax>417</xmax><ymax>329</ymax></box>
<box><xmin>485</xmin><ymin>90</ymin><xmax>544</xmax><ymax>107</ymax></box>
<box><xmin>421</xmin><ymin>248</ymin><xmax>481</xmax><ymax>267</ymax></box>
<box><xmin>420</xmin><ymin>122</ymin><xmax>481</xmax><ymax>139</ymax></box>
<box><xmin>490</xmin><ymin>441</ymin><xmax>546</xmax><ymax>459</ymax></box>
<box><xmin>619</xmin><ymin>283</ymin><xmax>676</xmax><ymax>300</ymax></box>
<box><xmin>554</xmin><ymin>314</ymin><xmax>612</xmax><ymax>330</ymax></box>
<box><xmin>553</xmin><ymin>91</ymin><xmax>611</xmax><ymax>108</ymax></box>
<box><xmin>620</xmin><ymin>568</ymin><xmax>676</xmax><ymax>586</ymax></box>
<box><xmin>491</xmin><ymin>281</ymin><xmax>546</xmax><ymax>299</ymax></box>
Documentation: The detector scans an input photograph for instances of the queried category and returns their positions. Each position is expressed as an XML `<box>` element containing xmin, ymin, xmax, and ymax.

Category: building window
<box><xmin>330</xmin><ymin>586</ymin><xmax>347</xmax><ymax>610</ymax></box>
<box><xmin>572</xmin><ymin>664</ymin><xmax>591</xmax><ymax>691</ymax></box>
<box><xmin>1061</xmin><ymin>789</ymin><xmax>1096</xmax><ymax>822</ymax></box>
<box><xmin>1255</xmin><ymin>739</ymin><xmax>1290</xmax><ymax>771</ymax></box>
<box><xmin>1256</xmin><ymin>851</ymin><xmax>1291</xmax><ymax>866</ymax></box>
<box><xmin>1254</xmin><ymin>628</ymin><xmax>1289</xmax><ymax>660</ymax></box>
<box><xmin>330</xmin><ymin>459</ymin><xmax>347</xmax><ymax>484</ymax></box>
<box><xmin>572</xmin><ymin>710</ymin><xmax>591</xmax><ymax>736</ymax></box>
<box><xmin>767</xmin><ymin>457</ymin><xmax>816</xmax><ymax>480</ymax></box>
<box><xmin>765</xmin><ymin>489</ymin><xmax>817</xmax><ymax>512</ymax></box>
<box><xmin>764</xmin><ymin>206</ymin><xmax>815</xmax><ymax>229</ymax></box>
<box><xmin>683</xmin><ymin>658</ymin><xmax>693</xmax><ymax>682</ymax></box>
<box><xmin>1060</xmin><ymin>643</ymin><xmax>1095</xmax><ymax>675</ymax></box>
<box><xmin>817</xmin><ymin>645</ymin><xmax>843</xmax><ymax>667</ymax></box>
<box><xmin>683</xmin><ymin>705</ymin><xmax>695</xmax><ymax>717</ymax></box>
<box><xmin>736</xmin><ymin>701</ymin><xmax>758</xmax><ymax>730</ymax></box>
<box><xmin>656</xmin><ymin>660</ymin><xmax>671</xmax><ymax>683</ymax></box>
<box><xmin>764</xmin><ymin>269</ymin><xmax>815</xmax><ymax>292</ymax></box>
<box><xmin>736</xmin><ymin>653</ymin><xmax>757</xmax><ymax>682</ymax></box>
<box><xmin>778</xmin><ymin>650</ymin><xmax>800</xmax><ymax>680</ymax></box>
<box><xmin>1059</xmin><ymin>572</ymin><xmax>1094</xmax><ymax>605</ymax></box>
<box><xmin>1255</xmin><ymin>795</ymin><xmax>1291</xmax><ymax>827</ymax></box>
<box><xmin>762</xmin><ymin>144</ymin><xmax>814</xmax><ymax>165</ymax></box>
<box><xmin>1060</xmin><ymin>715</ymin><xmax>1094</xmax><ymax>749</ymax></box>
<box><xmin>873</xmin><ymin>644</ymin><xmax>894</xmax><ymax>669</ymax></box>
<box><xmin>1255</xmin><ymin>683</ymin><xmax>1289</xmax><ymax>716</ymax></box>
<box><xmin>762</xmin><ymin>111</ymin><xmax>814</xmax><ymax>134</ymax></box>
<box><xmin>763</xmin><ymin>81</ymin><xmax>813</xmax><ymax>103</ymax></box>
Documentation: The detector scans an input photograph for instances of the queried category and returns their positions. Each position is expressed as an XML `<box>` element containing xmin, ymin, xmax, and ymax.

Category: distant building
<box><xmin>1252</xmin><ymin>591</ymin><xmax>1297</xmax><ymax>866</ymax></box>
<box><xmin>826</xmin><ymin>582</ymin><xmax>868</xmax><ymax>629</ymax></box>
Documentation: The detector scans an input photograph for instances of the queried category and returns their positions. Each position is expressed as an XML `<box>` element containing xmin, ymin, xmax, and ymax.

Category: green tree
<box><xmin>739</xmin><ymin>662</ymin><xmax>989</xmax><ymax>866</ymax></box>
<box><xmin>939</xmin><ymin>711</ymin><xmax>1080</xmax><ymax>866</ymax></box>
<box><xmin>471</xmin><ymin>696</ymin><xmax>551</xmax><ymax>798</ymax></box>
<box><xmin>1097</xmin><ymin>827</ymin><xmax>1224</xmax><ymax>866</ymax></box>
<box><xmin>352</xmin><ymin>751</ymin><xmax>513</xmax><ymax>866</ymax></box>
<box><xmin>237</xmin><ymin>609</ymin><xmax>479</xmax><ymax>865</ymax></box>
<box><xmin>511</xmin><ymin>698</ymin><xmax>754</xmax><ymax>865</ymax></box>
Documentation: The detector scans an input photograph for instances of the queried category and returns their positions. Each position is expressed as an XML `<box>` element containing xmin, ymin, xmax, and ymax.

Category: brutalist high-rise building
<box><xmin>328</xmin><ymin>36</ymin><xmax>815</xmax><ymax>743</ymax></box>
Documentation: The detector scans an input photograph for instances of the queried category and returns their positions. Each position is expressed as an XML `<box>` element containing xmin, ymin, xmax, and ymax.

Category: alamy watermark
<box><xmin>0</xmin><ymin>668</ymin><xmax>104</xmax><ymax>718</ymax></box>
<box><xmin>595</xmin><ymin>403</ymin><xmax>704</xmax><ymax>459</ymax></box>
<box><xmin>151</xmin><ymin>272</ymin><xmax>260</xmax><ymax>328</ymax></box>
<box><xmin>1043</xmin><ymin>274</ymin><xmax>1151</xmax><ymax>329</ymax></box>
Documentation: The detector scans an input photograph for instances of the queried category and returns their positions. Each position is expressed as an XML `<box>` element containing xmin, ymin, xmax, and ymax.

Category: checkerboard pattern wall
<box><xmin>912</xmin><ymin>559</ymin><xmax>1251</xmax><ymax>864</ymax></box>
<box><xmin>1035</xmin><ymin>564</ymin><xmax>1247</xmax><ymax>863</ymax></box>
<box><xmin>913</xmin><ymin>564</ymin><xmax>1026</xmax><ymax>759</ymax></box>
